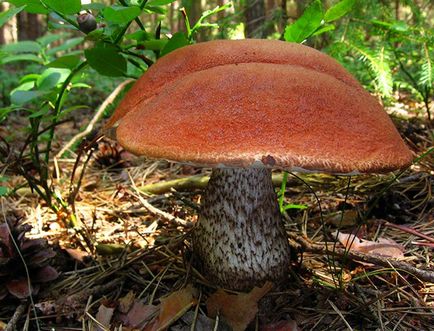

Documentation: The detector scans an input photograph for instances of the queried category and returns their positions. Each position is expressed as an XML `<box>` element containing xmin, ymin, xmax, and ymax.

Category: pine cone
<box><xmin>0</xmin><ymin>216</ymin><xmax>58</xmax><ymax>300</ymax></box>
<box><xmin>93</xmin><ymin>138</ymin><xmax>131</xmax><ymax>170</ymax></box>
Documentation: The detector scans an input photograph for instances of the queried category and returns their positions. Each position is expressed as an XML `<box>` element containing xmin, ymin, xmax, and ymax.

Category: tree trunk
<box><xmin>193</xmin><ymin>167</ymin><xmax>290</xmax><ymax>291</ymax></box>
<box><xmin>17</xmin><ymin>12</ymin><xmax>43</xmax><ymax>41</ymax></box>
<box><xmin>0</xmin><ymin>3</ymin><xmax>6</xmax><ymax>44</ymax></box>
<box><xmin>244</xmin><ymin>0</ymin><xmax>266</xmax><ymax>38</ymax></box>
<box><xmin>295</xmin><ymin>0</ymin><xmax>307</xmax><ymax>17</ymax></box>
<box><xmin>217</xmin><ymin>0</ymin><xmax>226</xmax><ymax>21</ymax></box>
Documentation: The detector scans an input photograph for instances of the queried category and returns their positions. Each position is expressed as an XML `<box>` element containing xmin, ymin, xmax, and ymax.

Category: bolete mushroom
<box><xmin>108</xmin><ymin>39</ymin><xmax>413</xmax><ymax>291</ymax></box>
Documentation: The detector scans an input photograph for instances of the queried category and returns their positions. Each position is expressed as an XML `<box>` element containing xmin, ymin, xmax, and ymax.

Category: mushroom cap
<box><xmin>106</xmin><ymin>39</ymin><xmax>362</xmax><ymax>128</ymax></box>
<box><xmin>114</xmin><ymin>41</ymin><xmax>413</xmax><ymax>174</ymax></box>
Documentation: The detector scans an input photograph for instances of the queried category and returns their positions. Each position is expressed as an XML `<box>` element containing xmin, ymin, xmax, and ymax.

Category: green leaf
<box><xmin>2</xmin><ymin>41</ymin><xmax>41</xmax><ymax>53</ymax></box>
<box><xmin>324</xmin><ymin>0</ymin><xmax>355</xmax><ymax>23</ymax></box>
<box><xmin>0</xmin><ymin>5</ymin><xmax>25</xmax><ymax>28</ymax></box>
<box><xmin>10</xmin><ymin>90</ymin><xmax>47</xmax><ymax>105</ymax></box>
<box><xmin>312</xmin><ymin>24</ymin><xmax>335</xmax><ymax>36</ymax></box>
<box><xmin>0</xmin><ymin>186</ymin><xmax>8</xmax><ymax>196</ymax></box>
<box><xmin>126</xmin><ymin>30</ymin><xmax>152</xmax><ymax>41</ymax></box>
<box><xmin>12</xmin><ymin>81</ymin><xmax>35</xmax><ymax>93</ymax></box>
<box><xmin>147</xmin><ymin>0</ymin><xmax>176</xmax><ymax>5</ymax></box>
<box><xmin>143</xmin><ymin>5</ymin><xmax>166</xmax><ymax>14</ymax></box>
<box><xmin>0</xmin><ymin>107</ymin><xmax>19</xmax><ymax>122</ymax></box>
<box><xmin>41</xmin><ymin>0</ymin><xmax>81</xmax><ymax>15</ymax></box>
<box><xmin>142</xmin><ymin>39</ymin><xmax>168</xmax><ymax>51</ymax></box>
<box><xmin>29</xmin><ymin>107</ymin><xmax>50</xmax><ymax>118</ymax></box>
<box><xmin>283</xmin><ymin>204</ymin><xmax>308</xmax><ymax>211</ymax></box>
<box><xmin>284</xmin><ymin>0</ymin><xmax>323</xmax><ymax>43</ymax></box>
<box><xmin>37</xmin><ymin>68</ymin><xmax>71</xmax><ymax>90</ymax></box>
<box><xmin>82</xmin><ymin>3</ymin><xmax>106</xmax><ymax>11</ymax></box>
<box><xmin>7</xmin><ymin>0</ymin><xmax>48</xmax><ymax>14</ymax></box>
<box><xmin>161</xmin><ymin>32</ymin><xmax>189</xmax><ymax>56</ymax></box>
<box><xmin>46</xmin><ymin>37</ymin><xmax>84</xmax><ymax>56</ymax></box>
<box><xmin>85</xmin><ymin>43</ymin><xmax>127</xmax><ymax>77</ymax></box>
<box><xmin>1</xmin><ymin>54</ymin><xmax>43</xmax><ymax>64</ymax></box>
<box><xmin>390</xmin><ymin>21</ymin><xmax>409</xmax><ymax>32</ymax></box>
<box><xmin>19</xmin><ymin>74</ymin><xmax>40</xmax><ymax>84</ymax></box>
<box><xmin>37</xmin><ymin>33</ymin><xmax>69</xmax><ymax>47</ymax></box>
<box><xmin>103</xmin><ymin>6</ymin><xmax>141</xmax><ymax>24</ymax></box>
<box><xmin>47</xmin><ymin>55</ymin><xmax>81</xmax><ymax>69</ymax></box>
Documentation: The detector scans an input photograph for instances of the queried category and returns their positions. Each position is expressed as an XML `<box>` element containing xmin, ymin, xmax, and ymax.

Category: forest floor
<box><xmin>0</xmin><ymin>98</ymin><xmax>433</xmax><ymax>331</ymax></box>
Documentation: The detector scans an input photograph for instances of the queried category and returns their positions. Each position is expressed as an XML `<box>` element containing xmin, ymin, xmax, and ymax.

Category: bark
<box><xmin>244</xmin><ymin>0</ymin><xmax>266</xmax><ymax>38</ymax></box>
<box><xmin>217</xmin><ymin>0</ymin><xmax>226</xmax><ymax>21</ymax></box>
<box><xmin>17</xmin><ymin>12</ymin><xmax>42</xmax><ymax>41</ymax></box>
<box><xmin>0</xmin><ymin>3</ymin><xmax>5</xmax><ymax>44</ymax></box>
<box><xmin>295</xmin><ymin>0</ymin><xmax>307</xmax><ymax>17</ymax></box>
<box><xmin>193</xmin><ymin>167</ymin><xmax>290</xmax><ymax>291</ymax></box>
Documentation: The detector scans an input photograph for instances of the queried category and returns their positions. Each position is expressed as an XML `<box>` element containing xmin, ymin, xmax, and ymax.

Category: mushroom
<box><xmin>109</xmin><ymin>39</ymin><xmax>413</xmax><ymax>291</ymax></box>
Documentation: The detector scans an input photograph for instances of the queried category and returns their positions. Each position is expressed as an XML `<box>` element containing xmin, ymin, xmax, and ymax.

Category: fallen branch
<box><xmin>288</xmin><ymin>233</ymin><xmax>434</xmax><ymax>283</ymax></box>
<box><xmin>55</xmin><ymin>79</ymin><xmax>134</xmax><ymax>159</ymax></box>
<box><xmin>140</xmin><ymin>173</ymin><xmax>293</xmax><ymax>194</ymax></box>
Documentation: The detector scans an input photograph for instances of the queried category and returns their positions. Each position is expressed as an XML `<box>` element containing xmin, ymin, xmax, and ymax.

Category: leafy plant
<box><xmin>284</xmin><ymin>0</ymin><xmax>355</xmax><ymax>43</ymax></box>
<box><xmin>327</xmin><ymin>0</ymin><xmax>433</xmax><ymax>115</ymax></box>
<box><xmin>0</xmin><ymin>0</ymin><xmax>231</xmax><ymax>231</ymax></box>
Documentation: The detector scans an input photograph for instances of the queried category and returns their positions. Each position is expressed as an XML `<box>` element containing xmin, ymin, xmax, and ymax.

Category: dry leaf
<box><xmin>94</xmin><ymin>304</ymin><xmax>115</xmax><ymax>331</ymax></box>
<box><xmin>119</xmin><ymin>291</ymin><xmax>136</xmax><ymax>314</ymax></box>
<box><xmin>171</xmin><ymin>311</ymin><xmax>231</xmax><ymax>331</ymax></box>
<box><xmin>64</xmin><ymin>248</ymin><xmax>90</xmax><ymax>263</ymax></box>
<box><xmin>149</xmin><ymin>284</ymin><xmax>198</xmax><ymax>331</ymax></box>
<box><xmin>34</xmin><ymin>301</ymin><xmax>56</xmax><ymax>316</ymax></box>
<box><xmin>333</xmin><ymin>232</ymin><xmax>405</xmax><ymax>258</ymax></box>
<box><xmin>120</xmin><ymin>300</ymin><xmax>159</xmax><ymax>329</ymax></box>
<box><xmin>206</xmin><ymin>282</ymin><xmax>273</xmax><ymax>331</ymax></box>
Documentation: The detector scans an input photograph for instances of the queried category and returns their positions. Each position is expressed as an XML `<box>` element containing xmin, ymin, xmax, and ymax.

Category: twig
<box><xmin>288</xmin><ymin>233</ymin><xmax>434</xmax><ymax>283</ymax></box>
<box><xmin>55</xmin><ymin>79</ymin><xmax>134</xmax><ymax>159</ymax></box>
<box><xmin>5</xmin><ymin>303</ymin><xmax>27</xmax><ymax>331</ymax></box>
<box><xmin>381</xmin><ymin>220</ymin><xmax>434</xmax><ymax>243</ymax></box>
<box><xmin>130</xmin><ymin>174</ymin><xmax>191</xmax><ymax>227</ymax></box>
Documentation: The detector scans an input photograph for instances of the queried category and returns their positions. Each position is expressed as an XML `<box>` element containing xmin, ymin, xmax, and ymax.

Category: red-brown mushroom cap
<box><xmin>106</xmin><ymin>39</ymin><xmax>362</xmax><ymax>128</ymax></box>
<box><xmin>116</xmin><ymin>60</ymin><xmax>413</xmax><ymax>174</ymax></box>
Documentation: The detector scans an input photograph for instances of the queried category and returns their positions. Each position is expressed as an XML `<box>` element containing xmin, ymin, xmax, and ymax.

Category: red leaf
<box><xmin>333</xmin><ymin>232</ymin><xmax>405</xmax><ymax>258</ymax></box>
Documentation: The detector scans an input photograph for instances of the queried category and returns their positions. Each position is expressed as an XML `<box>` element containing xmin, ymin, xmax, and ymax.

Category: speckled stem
<box><xmin>192</xmin><ymin>167</ymin><xmax>290</xmax><ymax>291</ymax></box>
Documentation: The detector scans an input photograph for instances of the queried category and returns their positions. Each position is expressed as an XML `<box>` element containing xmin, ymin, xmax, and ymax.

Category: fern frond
<box><xmin>418</xmin><ymin>43</ymin><xmax>433</xmax><ymax>90</ymax></box>
<box><xmin>343</xmin><ymin>40</ymin><xmax>393</xmax><ymax>97</ymax></box>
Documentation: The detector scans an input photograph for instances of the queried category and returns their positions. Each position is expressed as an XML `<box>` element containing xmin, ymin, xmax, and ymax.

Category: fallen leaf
<box><xmin>120</xmin><ymin>300</ymin><xmax>159</xmax><ymax>329</ymax></box>
<box><xmin>65</xmin><ymin>248</ymin><xmax>90</xmax><ymax>263</ymax></box>
<box><xmin>119</xmin><ymin>291</ymin><xmax>136</xmax><ymax>314</ymax></box>
<box><xmin>206</xmin><ymin>282</ymin><xmax>273</xmax><ymax>331</ymax></box>
<box><xmin>150</xmin><ymin>284</ymin><xmax>198</xmax><ymax>331</ymax></box>
<box><xmin>261</xmin><ymin>319</ymin><xmax>301</xmax><ymax>331</ymax></box>
<box><xmin>94</xmin><ymin>304</ymin><xmax>115</xmax><ymax>331</ymax></box>
<box><xmin>171</xmin><ymin>311</ymin><xmax>231</xmax><ymax>331</ymax></box>
<box><xmin>333</xmin><ymin>232</ymin><xmax>405</xmax><ymax>258</ymax></box>
<box><xmin>34</xmin><ymin>300</ymin><xmax>56</xmax><ymax>316</ymax></box>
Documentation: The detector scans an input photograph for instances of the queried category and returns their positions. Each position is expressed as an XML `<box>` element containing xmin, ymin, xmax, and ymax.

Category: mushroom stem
<box><xmin>193</xmin><ymin>167</ymin><xmax>290</xmax><ymax>290</ymax></box>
